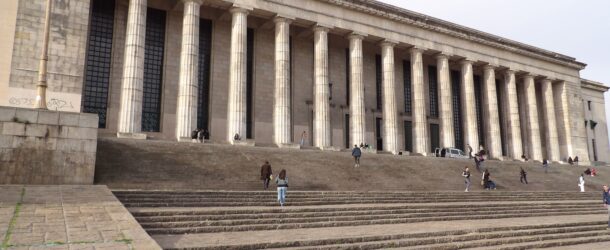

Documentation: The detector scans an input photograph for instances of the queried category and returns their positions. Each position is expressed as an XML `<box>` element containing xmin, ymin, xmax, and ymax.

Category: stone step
<box><xmin>130</xmin><ymin>202</ymin><xmax>598</xmax><ymax>217</ymax></box>
<box><xmin>159</xmin><ymin>221</ymin><xmax>607</xmax><ymax>250</ymax></box>
<box><xmin>113</xmin><ymin>190</ymin><xmax>599</xmax><ymax>196</ymax></box>
<box><xmin>119</xmin><ymin>197</ymin><xmax>598</xmax><ymax>207</ymax></box>
<box><xmin>393</xmin><ymin>232</ymin><xmax>610</xmax><ymax>250</ymax></box>
<box><xmin>468</xmin><ymin>234</ymin><xmax>610</xmax><ymax>250</ymax></box>
<box><xmin>138</xmin><ymin>207</ymin><xmax>602</xmax><ymax>229</ymax></box>
<box><xmin>133</xmin><ymin>204</ymin><xmax>596</xmax><ymax>223</ymax></box>
<box><xmin>114</xmin><ymin>194</ymin><xmax>596</xmax><ymax>200</ymax></box>
<box><xmin>143</xmin><ymin>210</ymin><xmax>607</xmax><ymax>234</ymax></box>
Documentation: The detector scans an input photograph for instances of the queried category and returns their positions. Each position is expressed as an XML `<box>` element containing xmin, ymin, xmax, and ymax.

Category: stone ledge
<box><xmin>232</xmin><ymin>140</ymin><xmax>255</xmax><ymax>147</ymax></box>
<box><xmin>277</xmin><ymin>143</ymin><xmax>301</xmax><ymax>149</ymax></box>
<box><xmin>117</xmin><ymin>132</ymin><xmax>147</xmax><ymax>140</ymax></box>
<box><xmin>320</xmin><ymin>146</ymin><xmax>343</xmax><ymax>152</ymax></box>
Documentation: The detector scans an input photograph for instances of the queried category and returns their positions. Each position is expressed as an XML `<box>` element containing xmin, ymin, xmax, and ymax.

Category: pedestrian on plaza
<box><xmin>462</xmin><ymin>167</ymin><xmax>471</xmax><ymax>192</ymax></box>
<box><xmin>520</xmin><ymin>167</ymin><xmax>528</xmax><ymax>184</ymax></box>
<box><xmin>352</xmin><ymin>144</ymin><xmax>362</xmax><ymax>167</ymax></box>
<box><xmin>260</xmin><ymin>161</ymin><xmax>272</xmax><ymax>190</ymax></box>
<box><xmin>574</xmin><ymin>156</ymin><xmax>579</xmax><ymax>165</ymax></box>
<box><xmin>602</xmin><ymin>185</ymin><xmax>610</xmax><ymax>229</ymax></box>
<box><xmin>542</xmin><ymin>159</ymin><xmax>549</xmax><ymax>173</ymax></box>
<box><xmin>191</xmin><ymin>129</ymin><xmax>199</xmax><ymax>142</ymax></box>
<box><xmin>467</xmin><ymin>144</ymin><xmax>473</xmax><ymax>159</ymax></box>
<box><xmin>578</xmin><ymin>174</ymin><xmax>586</xmax><ymax>192</ymax></box>
<box><xmin>300</xmin><ymin>131</ymin><xmax>307</xmax><ymax>146</ymax></box>
<box><xmin>276</xmin><ymin>169</ymin><xmax>288</xmax><ymax>206</ymax></box>
<box><xmin>482</xmin><ymin>169</ymin><xmax>491</xmax><ymax>190</ymax></box>
<box><xmin>197</xmin><ymin>128</ymin><xmax>205</xmax><ymax>143</ymax></box>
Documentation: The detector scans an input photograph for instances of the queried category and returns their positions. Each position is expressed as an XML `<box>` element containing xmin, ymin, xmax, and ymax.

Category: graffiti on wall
<box><xmin>9</xmin><ymin>97</ymin><xmax>75</xmax><ymax>110</ymax></box>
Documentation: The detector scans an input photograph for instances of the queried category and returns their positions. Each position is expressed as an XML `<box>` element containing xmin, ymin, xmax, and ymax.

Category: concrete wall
<box><xmin>0</xmin><ymin>106</ymin><xmax>98</xmax><ymax>184</ymax></box>
<box><xmin>582</xmin><ymin>87</ymin><xmax>610</xmax><ymax>163</ymax></box>
<box><xmin>2</xmin><ymin>0</ymin><xmax>90</xmax><ymax>112</ymax></box>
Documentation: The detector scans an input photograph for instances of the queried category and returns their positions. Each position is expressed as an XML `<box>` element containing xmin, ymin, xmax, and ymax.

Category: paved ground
<box><xmin>0</xmin><ymin>185</ymin><xmax>160</xmax><ymax>250</ymax></box>
<box><xmin>151</xmin><ymin>210</ymin><xmax>606</xmax><ymax>249</ymax></box>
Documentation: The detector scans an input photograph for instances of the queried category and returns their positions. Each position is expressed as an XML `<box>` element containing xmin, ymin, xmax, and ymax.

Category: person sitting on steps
<box><xmin>234</xmin><ymin>133</ymin><xmax>241</xmax><ymax>141</ymax></box>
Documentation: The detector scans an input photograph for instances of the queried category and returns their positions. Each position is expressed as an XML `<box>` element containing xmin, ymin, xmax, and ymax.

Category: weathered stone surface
<box><xmin>0</xmin><ymin>107</ymin><xmax>98</xmax><ymax>185</ymax></box>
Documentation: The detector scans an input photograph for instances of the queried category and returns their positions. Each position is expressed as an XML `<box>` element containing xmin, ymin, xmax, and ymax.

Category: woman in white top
<box><xmin>578</xmin><ymin>174</ymin><xmax>585</xmax><ymax>192</ymax></box>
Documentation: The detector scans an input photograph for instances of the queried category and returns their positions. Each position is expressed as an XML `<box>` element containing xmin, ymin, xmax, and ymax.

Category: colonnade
<box><xmin>116</xmin><ymin>1</ymin><xmax>567</xmax><ymax>161</ymax></box>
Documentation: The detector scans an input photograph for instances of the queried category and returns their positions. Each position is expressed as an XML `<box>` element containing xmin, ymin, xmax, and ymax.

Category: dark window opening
<box><xmin>344</xmin><ymin>114</ymin><xmax>350</xmax><ymax>148</ymax></box>
<box><xmin>246</xmin><ymin>28</ymin><xmax>254</xmax><ymax>139</ymax></box>
<box><xmin>592</xmin><ymin>139</ymin><xmax>598</xmax><ymax>161</ymax></box>
<box><xmin>196</xmin><ymin>18</ymin><xmax>212</xmax><ymax>132</ymax></box>
<box><xmin>375</xmin><ymin>55</ymin><xmax>382</xmax><ymax>110</ymax></box>
<box><xmin>430</xmin><ymin>123</ymin><xmax>440</xmax><ymax>152</ymax></box>
<box><xmin>404</xmin><ymin>121</ymin><xmax>412</xmax><ymax>152</ymax></box>
<box><xmin>428</xmin><ymin>65</ymin><xmax>439</xmax><ymax>118</ymax></box>
<box><xmin>82</xmin><ymin>0</ymin><xmax>115</xmax><ymax>128</ymax></box>
<box><xmin>451</xmin><ymin>70</ymin><xmax>463</xmax><ymax>150</ymax></box>
<box><xmin>403</xmin><ymin>60</ymin><xmax>412</xmax><ymax>115</ymax></box>
<box><xmin>587</xmin><ymin>100</ymin><xmax>592</xmax><ymax>111</ymax></box>
<box><xmin>376</xmin><ymin>117</ymin><xmax>383</xmax><ymax>151</ymax></box>
<box><xmin>345</xmin><ymin>48</ymin><xmax>350</xmax><ymax>106</ymax></box>
<box><xmin>474</xmin><ymin>75</ymin><xmax>484</xmax><ymax>147</ymax></box>
<box><xmin>141</xmin><ymin>8</ymin><xmax>166</xmax><ymax>132</ymax></box>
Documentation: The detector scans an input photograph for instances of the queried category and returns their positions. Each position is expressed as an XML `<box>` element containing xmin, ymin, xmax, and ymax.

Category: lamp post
<box><xmin>35</xmin><ymin>0</ymin><xmax>52</xmax><ymax>109</ymax></box>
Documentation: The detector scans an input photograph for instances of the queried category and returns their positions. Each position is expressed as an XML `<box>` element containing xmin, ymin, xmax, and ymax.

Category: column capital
<box><xmin>504</xmin><ymin>69</ymin><xmax>516</xmax><ymax>76</ymax></box>
<box><xmin>523</xmin><ymin>73</ymin><xmax>536</xmax><ymax>79</ymax></box>
<box><xmin>483</xmin><ymin>64</ymin><xmax>497</xmax><ymax>71</ymax></box>
<box><xmin>181</xmin><ymin>0</ymin><xmax>203</xmax><ymax>5</ymax></box>
<box><xmin>409</xmin><ymin>46</ymin><xmax>424</xmax><ymax>54</ymax></box>
<box><xmin>347</xmin><ymin>32</ymin><xmax>366</xmax><ymax>41</ymax></box>
<box><xmin>435</xmin><ymin>53</ymin><xmax>451</xmax><ymax>60</ymax></box>
<box><xmin>459</xmin><ymin>58</ymin><xmax>474</xmax><ymax>65</ymax></box>
<box><xmin>273</xmin><ymin>15</ymin><xmax>294</xmax><ymax>24</ymax></box>
<box><xmin>312</xmin><ymin>24</ymin><xmax>332</xmax><ymax>32</ymax></box>
<box><xmin>541</xmin><ymin>78</ymin><xmax>553</xmax><ymax>84</ymax></box>
<box><xmin>230</xmin><ymin>6</ymin><xmax>252</xmax><ymax>15</ymax></box>
<box><xmin>379</xmin><ymin>39</ymin><xmax>397</xmax><ymax>48</ymax></box>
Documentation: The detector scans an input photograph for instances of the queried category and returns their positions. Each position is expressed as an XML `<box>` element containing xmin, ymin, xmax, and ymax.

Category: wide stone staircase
<box><xmin>113</xmin><ymin>190</ymin><xmax>610</xmax><ymax>249</ymax></box>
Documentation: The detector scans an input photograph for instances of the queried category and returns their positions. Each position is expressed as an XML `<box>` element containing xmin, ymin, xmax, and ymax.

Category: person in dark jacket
<box><xmin>603</xmin><ymin>185</ymin><xmax>610</xmax><ymax>229</ymax></box>
<box><xmin>191</xmin><ymin>129</ymin><xmax>199</xmax><ymax>142</ymax></box>
<box><xmin>260</xmin><ymin>161</ymin><xmax>272</xmax><ymax>190</ymax></box>
<box><xmin>574</xmin><ymin>156</ymin><xmax>579</xmax><ymax>165</ymax></box>
<box><xmin>520</xmin><ymin>167</ymin><xmax>528</xmax><ymax>184</ymax></box>
<box><xmin>542</xmin><ymin>159</ymin><xmax>549</xmax><ymax>173</ymax></box>
<box><xmin>482</xmin><ymin>169</ymin><xmax>491</xmax><ymax>190</ymax></box>
<box><xmin>352</xmin><ymin>145</ymin><xmax>362</xmax><ymax>167</ymax></box>
<box><xmin>276</xmin><ymin>169</ymin><xmax>288</xmax><ymax>206</ymax></box>
<box><xmin>568</xmin><ymin>156</ymin><xmax>573</xmax><ymax>165</ymax></box>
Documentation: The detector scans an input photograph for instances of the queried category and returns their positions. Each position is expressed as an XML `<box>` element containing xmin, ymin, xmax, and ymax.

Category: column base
<box><xmin>177</xmin><ymin>137</ymin><xmax>197</xmax><ymax>142</ymax></box>
<box><xmin>231</xmin><ymin>139</ymin><xmax>256</xmax><ymax>147</ymax></box>
<box><xmin>117</xmin><ymin>132</ymin><xmax>147</xmax><ymax>140</ymax></box>
<box><xmin>277</xmin><ymin>143</ymin><xmax>301</xmax><ymax>149</ymax></box>
<box><xmin>362</xmin><ymin>148</ymin><xmax>378</xmax><ymax>154</ymax></box>
<box><xmin>398</xmin><ymin>151</ymin><xmax>410</xmax><ymax>156</ymax></box>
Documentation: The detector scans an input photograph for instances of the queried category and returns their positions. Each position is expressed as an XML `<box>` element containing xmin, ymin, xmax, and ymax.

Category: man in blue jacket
<box><xmin>604</xmin><ymin>185</ymin><xmax>610</xmax><ymax>230</ymax></box>
<box><xmin>352</xmin><ymin>145</ymin><xmax>362</xmax><ymax>168</ymax></box>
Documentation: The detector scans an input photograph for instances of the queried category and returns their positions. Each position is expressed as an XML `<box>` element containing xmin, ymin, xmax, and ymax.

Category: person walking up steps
<box><xmin>276</xmin><ymin>169</ymin><xmax>288</xmax><ymax>206</ymax></box>
<box><xmin>578</xmin><ymin>174</ymin><xmax>586</xmax><ymax>192</ymax></box>
<box><xmin>462</xmin><ymin>167</ymin><xmax>471</xmax><ymax>192</ymax></box>
<box><xmin>542</xmin><ymin>159</ymin><xmax>549</xmax><ymax>173</ymax></box>
<box><xmin>602</xmin><ymin>185</ymin><xmax>610</xmax><ymax>229</ymax></box>
<box><xmin>520</xmin><ymin>167</ymin><xmax>528</xmax><ymax>184</ymax></box>
<box><xmin>260</xmin><ymin>161</ymin><xmax>272</xmax><ymax>190</ymax></box>
<box><xmin>352</xmin><ymin>144</ymin><xmax>362</xmax><ymax>167</ymax></box>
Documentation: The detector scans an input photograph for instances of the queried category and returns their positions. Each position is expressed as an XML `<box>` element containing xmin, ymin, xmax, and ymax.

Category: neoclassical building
<box><xmin>0</xmin><ymin>0</ymin><xmax>608</xmax><ymax>163</ymax></box>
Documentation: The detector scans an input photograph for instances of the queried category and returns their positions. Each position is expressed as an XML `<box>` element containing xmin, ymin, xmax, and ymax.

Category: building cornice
<box><xmin>320</xmin><ymin>0</ymin><xmax>587</xmax><ymax>70</ymax></box>
<box><xmin>581</xmin><ymin>79</ymin><xmax>609</xmax><ymax>92</ymax></box>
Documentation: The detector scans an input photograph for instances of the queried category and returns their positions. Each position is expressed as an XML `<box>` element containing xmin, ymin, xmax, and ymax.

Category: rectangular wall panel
<box><xmin>141</xmin><ymin>8</ymin><xmax>166</xmax><ymax>132</ymax></box>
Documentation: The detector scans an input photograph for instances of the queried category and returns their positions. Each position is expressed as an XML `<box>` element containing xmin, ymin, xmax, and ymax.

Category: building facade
<box><xmin>0</xmin><ymin>0</ymin><xmax>608</xmax><ymax>163</ymax></box>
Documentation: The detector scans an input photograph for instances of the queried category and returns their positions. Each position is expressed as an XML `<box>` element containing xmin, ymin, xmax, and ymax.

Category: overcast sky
<box><xmin>378</xmin><ymin>0</ymin><xmax>610</xmax><ymax>142</ymax></box>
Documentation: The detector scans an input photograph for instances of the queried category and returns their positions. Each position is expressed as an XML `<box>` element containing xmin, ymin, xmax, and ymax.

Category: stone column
<box><xmin>226</xmin><ymin>7</ymin><xmax>249</xmax><ymax>142</ymax></box>
<box><xmin>436</xmin><ymin>54</ymin><xmax>454</xmax><ymax>148</ymax></box>
<box><xmin>118</xmin><ymin>0</ymin><xmax>147</xmax><ymax>138</ymax></box>
<box><xmin>273</xmin><ymin>16</ymin><xmax>292</xmax><ymax>145</ymax></box>
<box><xmin>381</xmin><ymin>41</ymin><xmax>398</xmax><ymax>154</ymax></box>
<box><xmin>541</xmin><ymin>79</ymin><xmax>560</xmax><ymax>161</ymax></box>
<box><xmin>554</xmin><ymin>81</ymin><xmax>573</xmax><ymax>160</ymax></box>
<box><xmin>524</xmin><ymin>74</ymin><xmax>542</xmax><ymax>161</ymax></box>
<box><xmin>348</xmin><ymin>33</ymin><xmax>366</xmax><ymax>147</ymax></box>
<box><xmin>460</xmin><ymin>59</ymin><xmax>479</xmax><ymax>151</ymax></box>
<box><xmin>175</xmin><ymin>0</ymin><xmax>202</xmax><ymax>141</ymax></box>
<box><xmin>313</xmin><ymin>25</ymin><xmax>331</xmax><ymax>148</ymax></box>
<box><xmin>410</xmin><ymin>47</ymin><xmax>428</xmax><ymax>154</ymax></box>
<box><xmin>504</xmin><ymin>70</ymin><xmax>523</xmax><ymax>159</ymax></box>
<box><xmin>482</xmin><ymin>65</ymin><xmax>502</xmax><ymax>159</ymax></box>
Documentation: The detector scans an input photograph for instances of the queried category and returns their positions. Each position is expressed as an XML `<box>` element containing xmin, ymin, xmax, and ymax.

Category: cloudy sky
<box><xmin>378</xmin><ymin>0</ymin><xmax>610</xmax><ymax>141</ymax></box>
